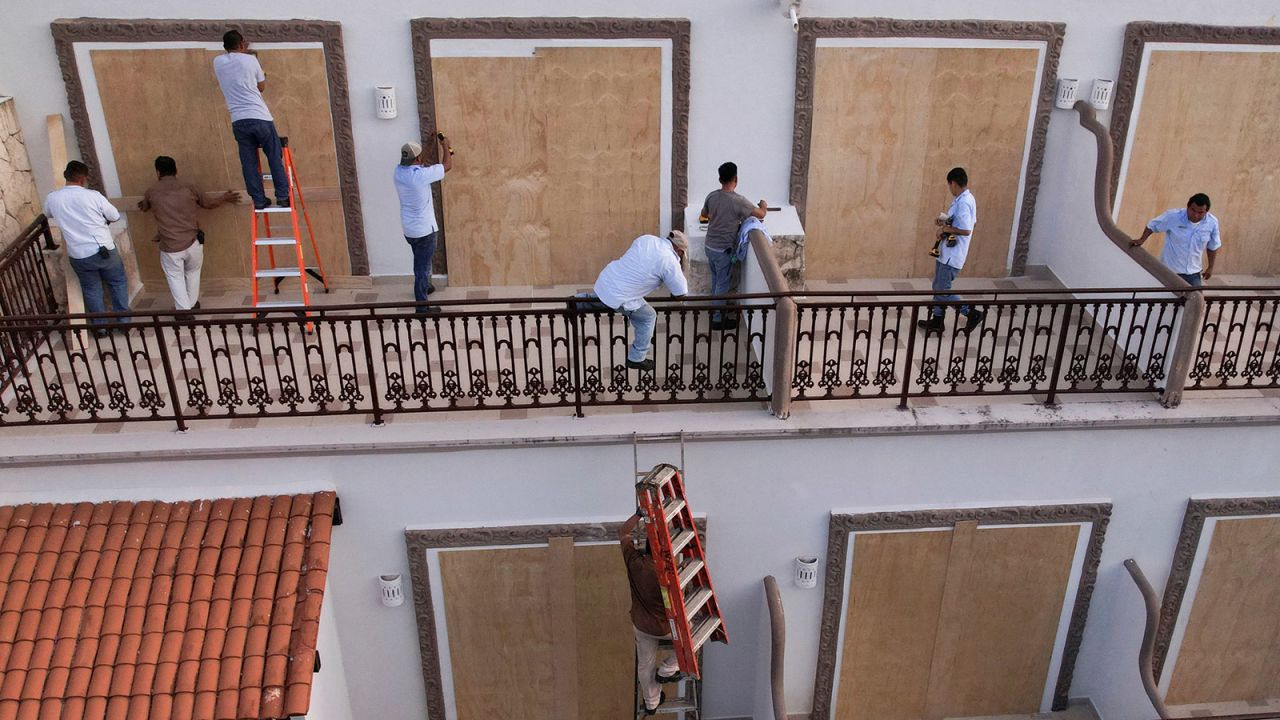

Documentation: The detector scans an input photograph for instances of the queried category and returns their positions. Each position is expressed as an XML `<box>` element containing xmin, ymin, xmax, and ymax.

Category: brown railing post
<box><xmin>898</xmin><ymin>305</ymin><xmax>920</xmax><ymax>410</ymax></box>
<box><xmin>362</xmin><ymin>311</ymin><xmax>385</xmax><ymax>426</ymax></box>
<box><xmin>150</xmin><ymin>316</ymin><xmax>187</xmax><ymax>433</ymax></box>
<box><xmin>1045</xmin><ymin>303</ymin><xmax>1075</xmax><ymax>407</ymax></box>
<box><xmin>772</xmin><ymin>297</ymin><xmax>796</xmax><ymax>419</ymax></box>
<box><xmin>567</xmin><ymin>300</ymin><xmax>585</xmax><ymax>418</ymax></box>
<box><xmin>1161</xmin><ymin>292</ymin><xmax>1202</xmax><ymax>408</ymax></box>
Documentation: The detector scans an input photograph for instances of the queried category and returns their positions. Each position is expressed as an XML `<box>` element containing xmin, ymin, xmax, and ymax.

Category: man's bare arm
<box><xmin>1131</xmin><ymin>227</ymin><xmax>1155</xmax><ymax>247</ymax></box>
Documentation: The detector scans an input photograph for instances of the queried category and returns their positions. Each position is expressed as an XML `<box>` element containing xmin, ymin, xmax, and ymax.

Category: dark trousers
<box><xmin>406</xmin><ymin>232</ymin><xmax>437</xmax><ymax>307</ymax></box>
<box><xmin>69</xmin><ymin>249</ymin><xmax>130</xmax><ymax>325</ymax></box>
<box><xmin>232</xmin><ymin>118</ymin><xmax>289</xmax><ymax>207</ymax></box>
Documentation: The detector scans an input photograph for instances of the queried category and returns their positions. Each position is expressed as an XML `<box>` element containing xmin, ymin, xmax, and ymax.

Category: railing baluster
<box><xmin>568</xmin><ymin>301</ymin><xmax>584</xmax><ymax>418</ymax></box>
<box><xmin>362</xmin><ymin>310</ymin><xmax>384</xmax><ymax>426</ymax></box>
<box><xmin>1045</xmin><ymin>303</ymin><xmax>1075</xmax><ymax>407</ymax></box>
<box><xmin>151</xmin><ymin>316</ymin><xmax>186</xmax><ymax>432</ymax></box>
<box><xmin>899</xmin><ymin>306</ymin><xmax>919</xmax><ymax>410</ymax></box>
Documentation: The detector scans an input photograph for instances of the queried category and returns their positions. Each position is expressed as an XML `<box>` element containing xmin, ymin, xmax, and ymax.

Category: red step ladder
<box><xmin>250</xmin><ymin>137</ymin><xmax>329</xmax><ymax>311</ymax></box>
<box><xmin>636</xmin><ymin>463</ymin><xmax>728</xmax><ymax>679</ymax></box>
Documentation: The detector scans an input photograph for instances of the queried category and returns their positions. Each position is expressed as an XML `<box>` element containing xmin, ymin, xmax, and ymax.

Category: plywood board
<box><xmin>1118</xmin><ymin>50</ymin><xmax>1280</xmax><ymax>275</ymax></box>
<box><xmin>541</xmin><ymin>46</ymin><xmax>662</xmax><ymax>283</ymax></box>
<box><xmin>923</xmin><ymin>523</ymin><xmax>1079</xmax><ymax>718</ymax></box>
<box><xmin>433</xmin><ymin>48</ymin><xmax>663</xmax><ymax>286</ymax></box>
<box><xmin>1167</xmin><ymin>516</ymin><xmax>1280</xmax><ymax>704</ymax></box>
<box><xmin>434</xmin><ymin>56</ymin><xmax>552</xmax><ymax>286</ymax></box>
<box><xmin>90</xmin><ymin>48</ymin><xmax>349</xmax><ymax>287</ymax></box>
<box><xmin>806</xmin><ymin>46</ymin><xmax>1038</xmax><ymax>281</ymax></box>
<box><xmin>440</xmin><ymin>547</ymin><xmax>554</xmax><ymax>718</ymax></box>
<box><xmin>836</xmin><ymin>529</ymin><xmax>953</xmax><ymax>720</ymax></box>
<box><xmin>573</xmin><ymin>543</ymin><xmax>636</xmax><ymax>719</ymax></box>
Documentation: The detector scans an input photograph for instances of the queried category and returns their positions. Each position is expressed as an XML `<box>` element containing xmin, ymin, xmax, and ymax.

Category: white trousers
<box><xmin>635</xmin><ymin>626</ymin><xmax>680</xmax><ymax>709</ymax></box>
<box><xmin>160</xmin><ymin>243</ymin><xmax>203</xmax><ymax>310</ymax></box>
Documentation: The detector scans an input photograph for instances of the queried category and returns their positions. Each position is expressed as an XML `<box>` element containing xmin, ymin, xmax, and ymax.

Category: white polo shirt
<box><xmin>593</xmin><ymin>235</ymin><xmax>688</xmax><ymax>311</ymax></box>
<box><xmin>393</xmin><ymin>163</ymin><xmax>446</xmax><ymax>238</ymax></box>
<box><xmin>213</xmin><ymin>52</ymin><xmax>272</xmax><ymax>123</ymax></box>
<box><xmin>44</xmin><ymin>185</ymin><xmax>121</xmax><ymax>260</ymax></box>
<box><xmin>1147</xmin><ymin>208</ymin><xmax>1222</xmax><ymax>275</ymax></box>
<box><xmin>939</xmin><ymin>189</ymin><xmax>977</xmax><ymax>270</ymax></box>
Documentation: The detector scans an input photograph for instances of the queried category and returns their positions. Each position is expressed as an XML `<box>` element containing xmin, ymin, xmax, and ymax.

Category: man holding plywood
<box><xmin>213</xmin><ymin>29</ymin><xmax>290</xmax><ymax>211</ymax></box>
<box><xmin>394</xmin><ymin>134</ymin><xmax>453</xmax><ymax>313</ymax></box>
<box><xmin>619</xmin><ymin>513</ymin><xmax>681</xmax><ymax>715</ymax></box>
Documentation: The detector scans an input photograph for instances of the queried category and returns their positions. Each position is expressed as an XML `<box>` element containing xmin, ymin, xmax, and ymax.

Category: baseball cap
<box><xmin>400</xmin><ymin>142</ymin><xmax>423</xmax><ymax>164</ymax></box>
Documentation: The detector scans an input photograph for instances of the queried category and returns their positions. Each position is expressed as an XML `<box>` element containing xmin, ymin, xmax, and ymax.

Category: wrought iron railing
<box><xmin>792</xmin><ymin>288</ymin><xmax>1184</xmax><ymax>407</ymax></box>
<box><xmin>0</xmin><ymin>296</ymin><xmax>775</xmax><ymax>430</ymax></box>
<box><xmin>1186</xmin><ymin>289</ymin><xmax>1280</xmax><ymax>391</ymax></box>
<box><xmin>0</xmin><ymin>215</ymin><xmax>60</xmax><ymax>391</ymax></box>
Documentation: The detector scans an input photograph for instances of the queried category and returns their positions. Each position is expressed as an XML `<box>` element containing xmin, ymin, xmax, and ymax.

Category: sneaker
<box><xmin>656</xmin><ymin>670</ymin><xmax>682</xmax><ymax>684</ymax></box>
<box><xmin>626</xmin><ymin>357</ymin><xmax>655</xmax><ymax>371</ymax></box>
<box><xmin>276</xmin><ymin>197</ymin><xmax>291</xmax><ymax>209</ymax></box>
<box><xmin>916</xmin><ymin>315</ymin><xmax>945</xmax><ymax>333</ymax></box>
<box><xmin>644</xmin><ymin>691</ymin><xmax>666</xmax><ymax>715</ymax></box>
<box><xmin>414</xmin><ymin>305</ymin><xmax>441</xmax><ymax>315</ymax></box>
<box><xmin>711</xmin><ymin>315</ymin><xmax>739</xmax><ymax>331</ymax></box>
<box><xmin>427</xmin><ymin>282</ymin><xmax>436</xmax><ymax>295</ymax></box>
<box><xmin>963</xmin><ymin>309</ymin><xmax>986</xmax><ymax>333</ymax></box>
<box><xmin>253</xmin><ymin>199</ymin><xmax>272</xmax><ymax>211</ymax></box>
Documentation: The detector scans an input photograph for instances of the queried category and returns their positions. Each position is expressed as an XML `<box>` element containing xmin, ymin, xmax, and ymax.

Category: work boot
<box><xmin>626</xmin><ymin>357</ymin><xmax>655</xmax><ymax>372</ymax></box>
<box><xmin>963</xmin><ymin>309</ymin><xmax>986</xmax><ymax>333</ymax></box>
<box><xmin>644</xmin><ymin>691</ymin><xmax>666</xmax><ymax>716</ymax></box>
<box><xmin>916</xmin><ymin>315</ymin><xmax>945</xmax><ymax>333</ymax></box>
<box><xmin>656</xmin><ymin>669</ymin><xmax>682</xmax><ymax>683</ymax></box>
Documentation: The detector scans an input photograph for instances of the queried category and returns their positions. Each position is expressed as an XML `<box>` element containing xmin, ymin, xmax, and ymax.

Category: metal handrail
<box><xmin>1125</xmin><ymin>559</ymin><xmax>1172</xmax><ymax>720</ymax></box>
<box><xmin>763</xmin><ymin>576</ymin><xmax>787</xmax><ymax>720</ymax></box>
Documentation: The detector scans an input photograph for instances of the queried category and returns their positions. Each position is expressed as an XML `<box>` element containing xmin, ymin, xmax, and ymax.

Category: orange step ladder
<box><xmin>250</xmin><ymin>137</ymin><xmax>329</xmax><ymax>311</ymax></box>
<box><xmin>636</xmin><ymin>463</ymin><xmax>728</xmax><ymax>680</ymax></box>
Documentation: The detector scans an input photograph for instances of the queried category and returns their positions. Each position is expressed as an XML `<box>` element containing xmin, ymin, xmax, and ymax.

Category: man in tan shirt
<box><xmin>138</xmin><ymin>156</ymin><xmax>237</xmax><ymax>309</ymax></box>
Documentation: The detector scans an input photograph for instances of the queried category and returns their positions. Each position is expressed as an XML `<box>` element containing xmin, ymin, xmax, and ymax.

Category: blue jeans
<box><xmin>232</xmin><ymin>118</ymin><xmax>289</xmax><ymax>207</ymax></box>
<box><xmin>705</xmin><ymin>246</ymin><xmax>736</xmax><ymax>321</ymax></box>
<box><xmin>70</xmin><ymin>249</ymin><xmax>130</xmax><ymax>325</ymax></box>
<box><xmin>931</xmin><ymin>260</ymin><xmax>971</xmax><ymax>317</ymax></box>
<box><xmin>573</xmin><ymin>293</ymin><xmax>656</xmax><ymax>363</ymax></box>
<box><xmin>406</xmin><ymin>232</ymin><xmax>437</xmax><ymax>305</ymax></box>
<box><xmin>1178</xmin><ymin>272</ymin><xmax>1203</xmax><ymax>287</ymax></box>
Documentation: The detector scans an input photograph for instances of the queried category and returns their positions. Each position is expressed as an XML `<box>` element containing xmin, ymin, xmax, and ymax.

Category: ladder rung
<box><xmin>254</xmin><ymin>206</ymin><xmax>292</xmax><ymax>214</ymax></box>
<box><xmin>684</xmin><ymin>587</ymin><xmax>712</xmax><ymax>621</ymax></box>
<box><xmin>670</xmin><ymin>529</ymin><xmax>695</xmax><ymax>557</ymax></box>
<box><xmin>254</xmin><ymin>300</ymin><xmax>305</xmax><ymax>309</ymax></box>
<box><xmin>677</xmin><ymin>559</ymin><xmax>704</xmax><ymax>589</ymax></box>
<box><xmin>652</xmin><ymin>699</ymin><xmax>697</xmax><ymax>713</ymax></box>
<box><xmin>663</xmin><ymin>498</ymin><xmax>686</xmax><ymax>524</ymax></box>
<box><xmin>690</xmin><ymin>616</ymin><xmax>722</xmax><ymax>653</ymax></box>
<box><xmin>255</xmin><ymin>236</ymin><xmax>298</xmax><ymax>246</ymax></box>
<box><xmin>255</xmin><ymin>268</ymin><xmax>308</xmax><ymax>278</ymax></box>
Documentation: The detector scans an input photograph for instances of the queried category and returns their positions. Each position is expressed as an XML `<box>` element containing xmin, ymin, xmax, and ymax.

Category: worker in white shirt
<box><xmin>394</xmin><ymin>133</ymin><xmax>453</xmax><ymax>313</ymax></box>
<box><xmin>1131</xmin><ymin>193</ymin><xmax>1221</xmax><ymax>287</ymax></box>
<box><xmin>918</xmin><ymin>167</ymin><xmax>985</xmax><ymax>334</ymax></box>
<box><xmin>43</xmin><ymin>161</ymin><xmax>129</xmax><ymax>333</ymax></box>
<box><xmin>586</xmin><ymin>232</ymin><xmax>690</xmax><ymax>371</ymax></box>
<box><xmin>214</xmin><ymin>29</ymin><xmax>289</xmax><ymax>210</ymax></box>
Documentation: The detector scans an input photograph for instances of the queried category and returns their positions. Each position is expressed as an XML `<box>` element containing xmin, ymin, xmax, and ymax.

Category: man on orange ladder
<box><xmin>214</xmin><ymin>29</ymin><xmax>290</xmax><ymax>211</ymax></box>
<box><xmin>619</xmin><ymin>513</ymin><xmax>682</xmax><ymax>715</ymax></box>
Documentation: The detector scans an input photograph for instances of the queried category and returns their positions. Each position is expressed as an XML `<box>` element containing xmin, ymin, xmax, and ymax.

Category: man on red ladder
<box><xmin>619</xmin><ymin>513</ymin><xmax>682</xmax><ymax>715</ymax></box>
<box><xmin>214</xmin><ymin>29</ymin><xmax>290</xmax><ymax>211</ymax></box>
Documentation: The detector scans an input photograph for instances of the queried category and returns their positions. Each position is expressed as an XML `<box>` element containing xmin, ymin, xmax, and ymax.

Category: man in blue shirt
<box><xmin>1131</xmin><ymin>193</ymin><xmax>1221</xmax><ymax>287</ymax></box>
<box><xmin>918</xmin><ymin>167</ymin><xmax>984</xmax><ymax>334</ymax></box>
<box><xmin>394</xmin><ymin>134</ymin><xmax>453</xmax><ymax>312</ymax></box>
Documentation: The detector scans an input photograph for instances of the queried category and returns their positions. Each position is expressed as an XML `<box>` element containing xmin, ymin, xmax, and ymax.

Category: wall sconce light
<box><xmin>1055</xmin><ymin>78</ymin><xmax>1079</xmax><ymax>110</ymax></box>
<box><xmin>1090</xmin><ymin>79</ymin><xmax>1115</xmax><ymax>111</ymax></box>
<box><xmin>379</xmin><ymin>574</ymin><xmax>404</xmax><ymax>606</ymax></box>
<box><xmin>795</xmin><ymin>556</ymin><xmax>819</xmax><ymax>589</ymax></box>
<box><xmin>375</xmin><ymin>86</ymin><xmax>397</xmax><ymax>120</ymax></box>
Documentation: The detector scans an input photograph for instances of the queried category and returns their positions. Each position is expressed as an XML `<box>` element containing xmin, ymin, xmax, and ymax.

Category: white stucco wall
<box><xmin>1</xmin><ymin>1</ymin><xmax>1277</xmax><ymax>279</ymax></box>
<box><xmin>3</xmin><ymin>419</ymin><xmax>1280</xmax><ymax>720</ymax></box>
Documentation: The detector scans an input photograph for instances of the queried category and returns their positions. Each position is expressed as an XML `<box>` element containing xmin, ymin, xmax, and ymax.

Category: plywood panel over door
<box><xmin>1117</xmin><ymin>50</ymin><xmax>1280</xmax><ymax>275</ymax></box>
<box><xmin>806</xmin><ymin>46</ymin><xmax>1038</xmax><ymax>281</ymax></box>
<box><xmin>834</xmin><ymin>523</ymin><xmax>1079</xmax><ymax>720</ymax></box>
<box><xmin>433</xmin><ymin>47</ymin><xmax>662</xmax><ymax>286</ymax></box>
<box><xmin>1167</xmin><ymin>516</ymin><xmax>1280</xmax><ymax>705</ymax></box>
<box><xmin>90</xmin><ymin>48</ymin><xmax>349</xmax><ymax>286</ymax></box>
<box><xmin>438</xmin><ymin>542</ymin><xmax>634</xmax><ymax>719</ymax></box>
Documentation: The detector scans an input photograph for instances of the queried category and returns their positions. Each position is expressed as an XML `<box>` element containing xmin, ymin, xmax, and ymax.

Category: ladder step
<box><xmin>684</xmin><ymin>587</ymin><xmax>712</xmax><ymax>621</ymax></box>
<box><xmin>677</xmin><ymin>559</ymin><xmax>704</xmax><ymax>589</ymax></box>
<box><xmin>254</xmin><ymin>300</ymin><xmax>305</xmax><ymax>309</ymax></box>
<box><xmin>663</xmin><ymin>498</ymin><xmax>686</xmax><ymax>524</ymax></box>
<box><xmin>255</xmin><ymin>268</ymin><xmax>309</xmax><ymax>278</ymax></box>
<box><xmin>670</xmin><ymin>529</ymin><xmax>695</xmax><ymax>557</ymax></box>
<box><xmin>690</xmin><ymin>616</ymin><xmax>722</xmax><ymax>653</ymax></box>
<box><xmin>255</xmin><ymin>236</ymin><xmax>298</xmax><ymax>246</ymax></box>
<box><xmin>652</xmin><ymin>699</ymin><xmax>698</xmax><ymax>713</ymax></box>
<box><xmin>254</xmin><ymin>206</ymin><xmax>292</xmax><ymax>214</ymax></box>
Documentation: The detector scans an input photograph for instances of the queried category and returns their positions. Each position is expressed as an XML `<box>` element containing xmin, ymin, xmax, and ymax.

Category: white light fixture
<box><xmin>379</xmin><ymin>574</ymin><xmax>404</xmax><ymax>606</ymax></box>
<box><xmin>780</xmin><ymin>0</ymin><xmax>801</xmax><ymax>33</ymax></box>
<box><xmin>375</xmin><ymin>86</ymin><xmax>397</xmax><ymax>120</ymax></box>
<box><xmin>1090</xmin><ymin>79</ymin><xmax>1115</xmax><ymax>111</ymax></box>
<box><xmin>1055</xmin><ymin>78</ymin><xmax>1079</xmax><ymax>110</ymax></box>
<box><xmin>795</xmin><ymin>556</ymin><xmax>818</xmax><ymax>589</ymax></box>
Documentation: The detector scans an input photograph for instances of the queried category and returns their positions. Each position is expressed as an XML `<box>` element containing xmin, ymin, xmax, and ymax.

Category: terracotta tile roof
<box><xmin>0</xmin><ymin>492</ymin><xmax>336</xmax><ymax>720</ymax></box>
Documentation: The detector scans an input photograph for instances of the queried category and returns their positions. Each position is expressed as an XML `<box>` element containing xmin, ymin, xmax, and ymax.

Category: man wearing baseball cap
<box><xmin>394</xmin><ymin>133</ymin><xmax>453</xmax><ymax>313</ymax></box>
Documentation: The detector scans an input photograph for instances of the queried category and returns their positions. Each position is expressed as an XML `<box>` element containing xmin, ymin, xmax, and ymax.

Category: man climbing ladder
<box><xmin>620</xmin><ymin>512</ymin><xmax>683</xmax><ymax>715</ymax></box>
